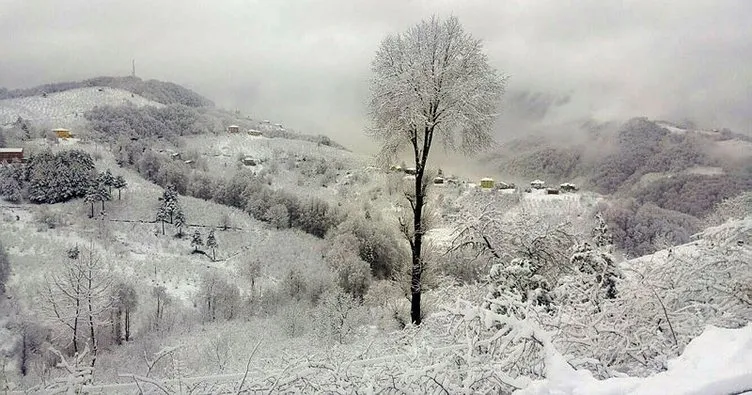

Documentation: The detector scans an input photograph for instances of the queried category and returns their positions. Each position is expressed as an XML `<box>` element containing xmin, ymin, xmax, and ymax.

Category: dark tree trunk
<box><xmin>87</xmin><ymin>272</ymin><xmax>98</xmax><ymax>368</ymax></box>
<box><xmin>89</xmin><ymin>202</ymin><xmax>94</xmax><ymax>218</ymax></box>
<box><xmin>155</xmin><ymin>296</ymin><xmax>161</xmax><ymax>329</ymax></box>
<box><xmin>113</xmin><ymin>309</ymin><xmax>122</xmax><ymax>345</ymax></box>
<box><xmin>124</xmin><ymin>309</ymin><xmax>130</xmax><ymax>341</ymax></box>
<box><xmin>20</xmin><ymin>331</ymin><xmax>28</xmax><ymax>376</ymax></box>
<box><xmin>73</xmin><ymin>285</ymin><xmax>81</xmax><ymax>355</ymax></box>
<box><xmin>161</xmin><ymin>220</ymin><xmax>165</xmax><ymax>235</ymax></box>
<box><xmin>411</xmin><ymin>180</ymin><xmax>425</xmax><ymax>325</ymax></box>
<box><xmin>118</xmin><ymin>188</ymin><xmax>121</xmax><ymax>200</ymax></box>
<box><xmin>409</xmin><ymin>125</ymin><xmax>434</xmax><ymax>326</ymax></box>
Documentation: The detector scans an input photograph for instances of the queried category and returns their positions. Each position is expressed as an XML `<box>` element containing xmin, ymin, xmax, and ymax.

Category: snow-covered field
<box><xmin>0</xmin><ymin>87</ymin><xmax>162</xmax><ymax>126</ymax></box>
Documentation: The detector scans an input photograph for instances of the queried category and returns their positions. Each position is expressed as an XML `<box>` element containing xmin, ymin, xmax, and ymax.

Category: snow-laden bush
<box><xmin>312</xmin><ymin>287</ymin><xmax>364</xmax><ymax>344</ymax></box>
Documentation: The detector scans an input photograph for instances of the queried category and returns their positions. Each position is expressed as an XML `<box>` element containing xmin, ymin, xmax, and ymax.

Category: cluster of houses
<box><xmin>474</xmin><ymin>177</ymin><xmax>578</xmax><ymax>194</ymax></box>
<box><xmin>227</xmin><ymin>120</ymin><xmax>285</xmax><ymax>136</ymax></box>
<box><xmin>227</xmin><ymin>125</ymin><xmax>264</xmax><ymax>136</ymax></box>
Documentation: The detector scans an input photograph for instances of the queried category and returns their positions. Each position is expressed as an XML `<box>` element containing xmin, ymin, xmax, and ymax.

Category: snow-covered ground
<box><xmin>519</xmin><ymin>324</ymin><xmax>752</xmax><ymax>395</ymax></box>
<box><xmin>0</xmin><ymin>87</ymin><xmax>162</xmax><ymax>125</ymax></box>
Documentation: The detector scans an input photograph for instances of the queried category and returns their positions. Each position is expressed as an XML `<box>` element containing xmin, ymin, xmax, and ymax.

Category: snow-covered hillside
<box><xmin>0</xmin><ymin>87</ymin><xmax>162</xmax><ymax>126</ymax></box>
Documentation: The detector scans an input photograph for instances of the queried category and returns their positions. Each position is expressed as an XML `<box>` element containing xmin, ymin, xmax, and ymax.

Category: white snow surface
<box><xmin>0</xmin><ymin>87</ymin><xmax>162</xmax><ymax>125</ymax></box>
<box><xmin>518</xmin><ymin>324</ymin><xmax>752</xmax><ymax>395</ymax></box>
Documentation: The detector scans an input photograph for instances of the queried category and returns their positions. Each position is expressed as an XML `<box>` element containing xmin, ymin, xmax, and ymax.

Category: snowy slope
<box><xmin>0</xmin><ymin>87</ymin><xmax>162</xmax><ymax>125</ymax></box>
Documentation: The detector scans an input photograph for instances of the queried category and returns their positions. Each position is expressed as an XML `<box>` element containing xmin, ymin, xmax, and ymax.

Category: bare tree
<box><xmin>111</xmin><ymin>282</ymin><xmax>138</xmax><ymax>344</ymax></box>
<box><xmin>368</xmin><ymin>15</ymin><xmax>507</xmax><ymax>324</ymax></box>
<box><xmin>43</xmin><ymin>247</ymin><xmax>113</xmax><ymax>367</ymax></box>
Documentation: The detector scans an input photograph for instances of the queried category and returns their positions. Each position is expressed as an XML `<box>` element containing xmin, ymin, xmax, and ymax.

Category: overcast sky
<box><xmin>1</xmin><ymin>0</ymin><xmax>750</xmax><ymax>151</ymax></box>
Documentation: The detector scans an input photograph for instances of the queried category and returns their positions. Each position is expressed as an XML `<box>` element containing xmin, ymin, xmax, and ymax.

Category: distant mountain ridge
<box><xmin>0</xmin><ymin>76</ymin><xmax>214</xmax><ymax>108</ymax></box>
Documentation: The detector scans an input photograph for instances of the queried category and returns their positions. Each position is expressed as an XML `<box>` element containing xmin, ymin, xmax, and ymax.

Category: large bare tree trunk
<box><xmin>411</xmin><ymin>176</ymin><xmax>425</xmax><ymax>325</ymax></box>
<box><xmin>409</xmin><ymin>126</ymin><xmax>433</xmax><ymax>325</ymax></box>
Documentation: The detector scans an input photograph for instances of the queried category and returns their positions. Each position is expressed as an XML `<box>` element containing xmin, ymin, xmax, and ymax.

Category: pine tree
<box><xmin>101</xmin><ymin>169</ymin><xmax>115</xmax><ymax>194</ymax></box>
<box><xmin>95</xmin><ymin>181</ymin><xmax>111</xmax><ymax>213</ymax></box>
<box><xmin>155</xmin><ymin>205</ymin><xmax>168</xmax><ymax>235</ymax></box>
<box><xmin>174</xmin><ymin>208</ymin><xmax>186</xmax><ymax>237</ymax></box>
<box><xmin>206</xmin><ymin>229</ymin><xmax>218</xmax><ymax>261</ymax></box>
<box><xmin>112</xmin><ymin>175</ymin><xmax>127</xmax><ymax>200</ymax></box>
<box><xmin>592</xmin><ymin>212</ymin><xmax>612</xmax><ymax>249</ymax></box>
<box><xmin>84</xmin><ymin>184</ymin><xmax>98</xmax><ymax>218</ymax></box>
<box><xmin>191</xmin><ymin>229</ymin><xmax>204</xmax><ymax>252</ymax></box>
<box><xmin>156</xmin><ymin>185</ymin><xmax>184</xmax><ymax>235</ymax></box>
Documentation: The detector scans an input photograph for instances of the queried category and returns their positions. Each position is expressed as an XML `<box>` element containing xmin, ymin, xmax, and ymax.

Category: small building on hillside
<box><xmin>53</xmin><ymin>128</ymin><xmax>72</xmax><ymax>139</ymax></box>
<box><xmin>0</xmin><ymin>148</ymin><xmax>24</xmax><ymax>162</ymax></box>
<box><xmin>560</xmin><ymin>183</ymin><xmax>578</xmax><ymax>192</ymax></box>
<box><xmin>404</xmin><ymin>167</ymin><xmax>417</xmax><ymax>175</ymax></box>
<box><xmin>433</xmin><ymin>176</ymin><xmax>445</xmax><ymax>185</ymax></box>
<box><xmin>242</xmin><ymin>157</ymin><xmax>257</xmax><ymax>166</ymax></box>
<box><xmin>480</xmin><ymin>178</ymin><xmax>494</xmax><ymax>189</ymax></box>
<box><xmin>228</xmin><ymin>125</ymin><xmax>240</xmax><ymax>133</ymax></box>
<box><xmin>248</xmin><ymin>130</ymin><xmax>263</xmax><ymax>136</ymax></box>
<box><xmin>531</xmin><ymin>179</ymin><xmax>546</xmax><ymax>189</ymax></box>
<box><xmin>546</xmin><ymin>187</ymin><xmax>560</xmax><ymax>195</ymax></box>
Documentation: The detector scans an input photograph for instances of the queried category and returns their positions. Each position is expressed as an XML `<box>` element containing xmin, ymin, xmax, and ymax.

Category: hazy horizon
<box><xmin>1</xmin><ymin>0</ymin><xmax>750</xmax><ymax>152</ymax></box>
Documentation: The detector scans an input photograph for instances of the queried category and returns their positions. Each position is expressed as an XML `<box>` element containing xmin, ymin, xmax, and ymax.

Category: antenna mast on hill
<box><xmin>131</xmin><ymin>59</ymin><xmax>136</xmax><ymax>77</ymax></box>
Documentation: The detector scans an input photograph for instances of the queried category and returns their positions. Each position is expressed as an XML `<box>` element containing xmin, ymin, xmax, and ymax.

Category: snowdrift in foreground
<box><xmin>518</xmin><ymin>324</ymin><xmax>752</xmax><ymax>395</ymax></box>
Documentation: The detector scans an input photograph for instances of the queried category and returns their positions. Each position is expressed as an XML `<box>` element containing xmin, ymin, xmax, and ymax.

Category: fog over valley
<box><xmin>1</xmin><ymin>0</ymin><xmax>750</xmax><ymax>151</ymax></box>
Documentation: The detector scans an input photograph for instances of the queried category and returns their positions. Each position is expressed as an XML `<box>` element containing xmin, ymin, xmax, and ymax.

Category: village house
<box><xmin>480</xmin><ymin>177</ymin><xmax>494</xmax><ymax>189</ymax></box>
<box><xmin>227</xmin><ymin>125</ymin><xmax>240</xmax><ymax>133</ymax></box>
<box><xmin>52</xmin><ymin>128</ymin><xmax>72</xmax><ymax>139</ymax></box>
<box><xmin>531</xmin><ymin>179</ymin><xmax>546</xmax><ymax>189</ymax></box>
<box><xmin>0</xmin><ymin>148</ymin><xmax>24</xmax><ymax>163</ymax></box>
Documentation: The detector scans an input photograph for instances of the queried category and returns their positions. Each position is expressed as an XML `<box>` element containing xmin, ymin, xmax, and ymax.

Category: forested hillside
<box><xmin>486</xmin><ymin>117</ymin><xmax>752</xmax><ymax>257</ymax></box>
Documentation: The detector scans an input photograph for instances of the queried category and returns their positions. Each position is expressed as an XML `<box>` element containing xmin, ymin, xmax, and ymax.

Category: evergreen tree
<box><xmin>84</xmin><ymin>184</ymin><xmax>98</xmax><ymax>218</ymax></box>
<box><xmin>95</xmin><ymin>180</ymin><xmax>111</xmax><ymax>212</ymax></box>
<box><xmin>206</xmin><ymin>229</ymin><xmax>218</xmax><ymax>261</ymax></box>
<box><xmin>101</xmin><ymin>169</ymin><xmax>115</xmax><ymax>194</ymax></box>
<box><xmin>155</xmin><ymin>205</ymin><xmax>168</xmax><ymax>235</ymax></box>
<box><xmin>174</xmin><ymin>207</ymin><xmax>186</xmax><ymax>237</ymax></box>
<box><xmin>592</xmin><ymin>212</ymin><xmax>612</xmax><ymax>248</ymax></box>
<box><xmin>155</xmin><ymin>185</ymin><xmax>184</xmax><ymax>236</ymax></box>
<box><xmin>191</xmin><ymin>229</ymin><xmax>204</xmax><ymax>252</ymax></box>
<box><xmin>112</xmin><ymin>175</ymin><xmax>127</xmax><ymax>200</ymax></box>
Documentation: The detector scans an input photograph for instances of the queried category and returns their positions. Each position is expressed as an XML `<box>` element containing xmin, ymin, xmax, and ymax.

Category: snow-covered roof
<box><xmin>52</xmin><ymin>128</ymin><xmax>70</xmax><ymax>132</ymax></box>
<box><xmin>531</xmin><ymin>179</ymin><xmax>545</xmax><ymax>184</ymax></box>
<box><xmin>481</xmin><ymin>177</ymin><xmax>494</xmax><ymax>182</ymax></box>
<box><xmin>0</xmin><ymin>148</ymin><xmax>23</xmax><ymax>153</ymax></box>
<box><xmin>228</xmin><ymin>125</ymin><xmax>239</xmax><ymax>128</ymax></box>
